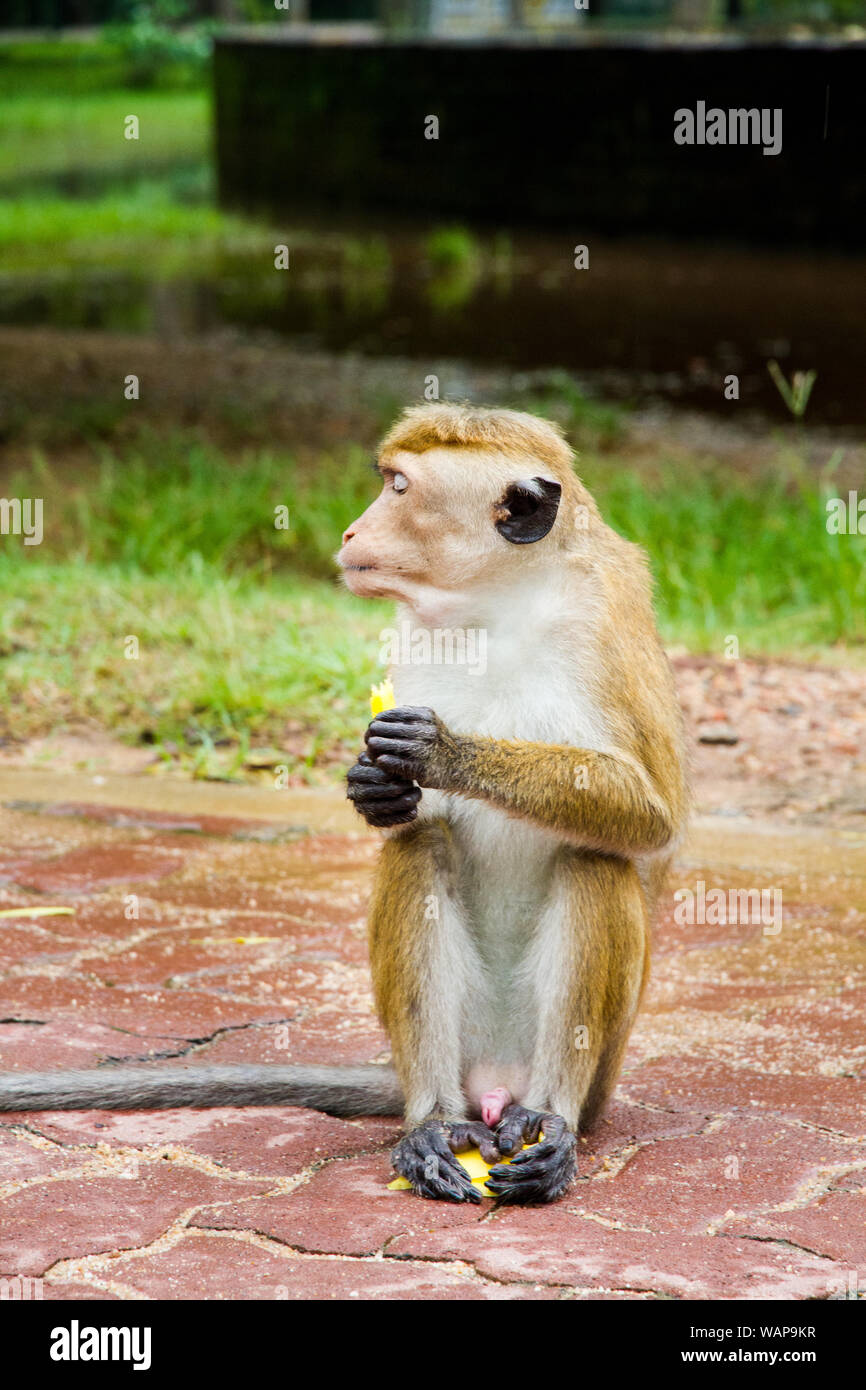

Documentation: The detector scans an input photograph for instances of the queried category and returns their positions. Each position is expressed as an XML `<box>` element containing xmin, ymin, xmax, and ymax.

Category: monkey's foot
<box><xmin>391</xmin><ymin>1119</ymin><xmax>499</xmax><ymax>1203</ymax></box>
<box><xmin>486</xmin><ymin>1104</ymin><xmax>577</xmax><ymax>1205</ymax></box>
<box><xmin>447</xmin><ymin>1119</ymin><xmax>502</xmax><ymax>1163</ymax></box>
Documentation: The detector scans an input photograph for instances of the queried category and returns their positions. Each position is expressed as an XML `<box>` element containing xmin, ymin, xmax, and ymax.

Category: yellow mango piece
<box><xmin>369</xmin><ymin>678</ymin><xmax>396</xmax><ymax>716</ymax></box>
<box><xmin>387</xmin><ymin>1140</ymin><xmax>539</xmax><ymax>1195</ymax></box>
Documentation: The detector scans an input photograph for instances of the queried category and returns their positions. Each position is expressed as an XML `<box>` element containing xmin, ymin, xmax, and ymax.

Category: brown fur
<box><xmin>345</xmin><ymin>404</ymin><xmax>688</xmax><ymax>1150</ymax></box>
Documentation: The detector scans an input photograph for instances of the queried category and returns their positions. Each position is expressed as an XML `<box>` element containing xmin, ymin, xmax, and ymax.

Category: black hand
<box><xmin>364</xmin><ymin>706</ymin><xmax>449</xmax><ymax>787</ymax></box>
<box><xmin>346</xmin><ymin>752</ymin><xmax>420</xmax><ymax>828</ymax></box>
<box><xmin>447</xmin><ymin>1120</ymin><xmax>502</xmax><ymax>1165</ymax></box>
<box><xmin>485</xmin><ymin>1105</ymin><xmax>577</xmax><ymax>1205</ymax></box>
<box><xmin>391</xmin><ymin>1121</ymin><xmax>482</xmax><ymax>1204</ymax></box>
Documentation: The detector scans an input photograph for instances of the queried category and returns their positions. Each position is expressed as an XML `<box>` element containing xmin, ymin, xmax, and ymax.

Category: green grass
<box><xmin>585</xmin><ymin>453</ymin><xmax>866</xmax><ymax>653</ymax></box>
<box><xmin>13</xmin><ymin>440</ymin><xmax>376</xmax><ymax>579</ymax></box>
<box><xmin>0</xmin><ymin>560</ymin><xmax>388</xmax><ymax>777</ymax></box>
<box><xmin>0</xmin><ymin>40</ymin><xmax>221</xmax><ymax>276</ymax></box>
<box><xmin>0</xmin><ymin>438</ymin><xmax>862</xmax><ymax>771</ymax></box>
<box><xmin>0</xmin><ymin>181</ymin><xmax>265</xmax><ymax>272</ymax></box>
<box><xmin>0</xmin><ymin>89</ymin><xmax>209</xmax><ymax>187</ymax></box>
<box><xmin>0</xmin><ymin>38</ymin><xmax>200</xmax><ymax>97</ymax></box>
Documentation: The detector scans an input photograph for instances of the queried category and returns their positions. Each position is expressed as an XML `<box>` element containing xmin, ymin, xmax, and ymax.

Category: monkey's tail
<box><xmin>0</xmin><ymin>1064</ymin><xmax>403</xmax><ymax>1116</ymax></box>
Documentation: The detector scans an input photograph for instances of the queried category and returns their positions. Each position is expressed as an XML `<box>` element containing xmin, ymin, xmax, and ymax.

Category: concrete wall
<box><xmin>214</xmin><ymin>34</ymin><xmax>866</xmax><ymax>247</ymax></box>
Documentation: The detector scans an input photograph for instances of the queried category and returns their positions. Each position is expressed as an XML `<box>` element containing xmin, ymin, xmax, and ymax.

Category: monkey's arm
<box><xmin>365</xmin><ymin>708</ymin><xmax>679</xmax><ymax>856</ymax></box>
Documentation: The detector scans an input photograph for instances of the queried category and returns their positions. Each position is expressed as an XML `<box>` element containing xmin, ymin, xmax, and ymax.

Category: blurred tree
<box><xmin>103</xmin><ymin>0</ymin><xmax>213</xmax><ymax>84</ymax></box>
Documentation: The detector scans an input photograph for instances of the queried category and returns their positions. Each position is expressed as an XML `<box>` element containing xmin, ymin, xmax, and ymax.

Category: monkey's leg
<box><xmin>369</xmin><ymin>824</ymin><xmax>492</xmax><ymax>1203</ymax></box>
<box><xmin>487</xmin><ymin>853</ymin><xmax>648</xmax><ymax>1205</ymax></box>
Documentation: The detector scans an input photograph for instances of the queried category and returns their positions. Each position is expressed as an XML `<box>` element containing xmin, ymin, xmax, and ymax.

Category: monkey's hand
<box><xmin>364</xmin><ymin>706</ymin><xmax>455</xmax><ymax>788</ymax></box>
<box><xmin>392</xmin><ymin>1120</ymin><xmax>499</xmax><ymax>1203</ymax></box>
<box><xmin>485</xmin><ymin>1105</ymin><xmax>577</xmax><ymax>1205</ymax></box>
<box><xmin>346</xmin><ymin>752</ymin><xmax>421</xmax><ymax>828</ymax></box>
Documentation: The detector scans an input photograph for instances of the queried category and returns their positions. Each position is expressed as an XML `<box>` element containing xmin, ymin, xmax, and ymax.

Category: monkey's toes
<box><xmin>447</xmin><ymin>1119</ymin><xmax>501</xmax><ymax>1164</ymax></box>
<box><xmin>391</xmin><ymin>1121</ymin><xmax>482</xmax><ymax>1204</ymax></box>
<box><xmin>486</xmin><ymin>1109</ymin><xmax>576</xmax><ymax>1205</ymax></box>
<box><xmin>496</xmin><ymin>1102</ymin><xmax>548</xmax><ymax>1154</ymax></box>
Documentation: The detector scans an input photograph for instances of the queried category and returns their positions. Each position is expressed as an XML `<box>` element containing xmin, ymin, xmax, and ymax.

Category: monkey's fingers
<box><xmin>367</xmin><ymin>706</ymin><xmax>437</xmax><ymax>727</ymax></box>
<box><xmin>351</xmin><ymin>796</ymin><xmax>420</xmax><ymax>828</ymax></box>
<box><xmin>347</xmin><ymin>760</ymin><xmax>414</xmax><ymax>791</ymax></box>
<box><xmin>365</xmin><ymin>754</ymin><xmax>417</xmax><ymax>783</ymax></box>
<box><xmin>347</xmin><ymin>758</ymin><xmax>420</xmax><ymax>824</ymax></box>
<box><xmin>365</xmin><ymin>708</ymin><xmax>440</xmax><ymax>780</ymax></box>
<box><xmin>392</xmin><ymin>1121</ymin><xmax>482</xmax><ymax>1204</ymax></box>
<box><xmin>366</xmin><ymin>723</ymin><xmax>437</xmax><ymax>748</ymax></box>
<box><xmin>447</xmin><ymin>1120</ymin><xmax>501</xmax><ymax>1164</ymax></box>
<box><xmin>347</xmin><ymin>777</ymin><xmax>420</xmax><ymax>802</ymax></box>
<box><xmin>496</xmin><ymin>1102</ymin><xmax>548</xmax><ymax>1155</ymax></box>
<box><xmin>486</xmin><ymin>1121</ymin><xmax>576</xmax><ymax>1205</ymax></box>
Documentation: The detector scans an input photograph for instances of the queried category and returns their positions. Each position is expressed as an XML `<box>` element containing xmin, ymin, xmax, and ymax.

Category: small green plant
<box><xmin>424</xmin><ymin>227</ymin><xmax>482</xmax><ymax>312</ymax></box>
<box><xmin>767</xmin><ymin>360</ymin><xmax>817</xmax><ymax>419</ymax></box>
<box><xmin>425</xmin><ymin>226</ymin><xmax>480</xmax><ymax>270</ymax></box>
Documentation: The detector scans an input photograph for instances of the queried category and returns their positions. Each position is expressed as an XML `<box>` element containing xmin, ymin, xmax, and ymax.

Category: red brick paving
<box><xmin>0</xmin><ymin>781</ymin><xmax>864</xmax><ymax>1300</ymax></box>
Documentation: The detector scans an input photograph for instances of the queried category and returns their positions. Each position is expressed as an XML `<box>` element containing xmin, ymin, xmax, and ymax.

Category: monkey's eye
<box><xmin>392</xmin><ymin>472</ymin><xmax>409</xmax><ymax>494</ymax></box>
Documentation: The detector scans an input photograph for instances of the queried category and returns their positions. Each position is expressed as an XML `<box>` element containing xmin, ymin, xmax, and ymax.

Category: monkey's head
<box><xmin>338</xmin><ymin>405</ymin><xmax>592</xmax><ymax>620</ymax></box>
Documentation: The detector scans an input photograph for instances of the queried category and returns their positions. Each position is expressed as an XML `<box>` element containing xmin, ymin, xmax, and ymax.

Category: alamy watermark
<box><xmin>50</xmin><ymin>1321</ymin><xmax>151</xmax><ymax>1371</ymax></box>
<box><xmin>379</xmin><ymin>621</ymin><xmax>487</xmax><ymax>676</ymax></box>
<box><xmin>0</xmin><ymin>1274</ymin><xmax>43</xmax><ymax>1299</ymax></box>
<box><xmin>674</xmin><ymin>103</ymin><xmax>782</xmax><ymax>157</ymax></box>
<box><xmin>0</xmin><ymin>497</ymin><xmax>43</xmax><ymax>545</ymax></box>
<box><xmin>826</xmin><ymin>491</ymin><xmax>865</xmax><ymax>535</ymax></box>
<box><xmin>674</xmin><ymin>880</ymin><xmax>783</xmax><ymax>936</ymax></box>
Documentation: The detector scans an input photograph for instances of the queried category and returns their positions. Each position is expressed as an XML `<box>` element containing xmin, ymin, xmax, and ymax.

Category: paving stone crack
<box><xmin>101</xmin><ymin>1015</ymin><xmax>296</xmax><ymax>1063</ymax></box>
<box><xmin>379</xmin><ymin>1244</ymin><xmax>663</xmax><ymax>1296</ymax></box>
<box><xmin>718</xmin><ymin>1230</ymin><xmax>842</xmax><ymax>1265</ymax></box>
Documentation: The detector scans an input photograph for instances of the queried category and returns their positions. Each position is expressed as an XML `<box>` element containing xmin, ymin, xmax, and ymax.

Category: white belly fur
<box><xmin>390</xmin><ymin>616</ymin><xmax>610</xmax><ymax>1104</ymax></box>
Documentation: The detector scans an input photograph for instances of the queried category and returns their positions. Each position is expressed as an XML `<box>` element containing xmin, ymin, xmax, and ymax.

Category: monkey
<box><xmin>0</xmin><ymin>405</ymin><xmax>686</xmax><ymax>1207</ymax></box>
<box><xmin>339</xmin><ymin>404</ymin><xmax>687</xmax><ymax>1203</ymax></box>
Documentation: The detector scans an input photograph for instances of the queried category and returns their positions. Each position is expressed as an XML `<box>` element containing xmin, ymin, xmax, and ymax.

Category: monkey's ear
<box><xmin>495</xmin><ymin>477</ymin><xmax>562</xmax><ymax>545</ymax></box>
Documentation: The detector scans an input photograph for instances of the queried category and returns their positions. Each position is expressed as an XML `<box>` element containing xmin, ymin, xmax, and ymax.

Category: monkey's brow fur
<box><xmin>378</xmin><ymin>403</ymin><xmax>576</xmax><ymax>476</ymax></box>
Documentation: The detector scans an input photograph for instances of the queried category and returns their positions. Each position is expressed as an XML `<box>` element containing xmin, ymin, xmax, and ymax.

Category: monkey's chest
<box><xmin>393</xmin><ymin>639</ymin><xmax>607</xmax><ymax>941</ymax></box>
<box><xmin>426</xmin><ymin>793</ymin><xmax>562</xmax><ymax>946</ymax></box>
<box><xmin>392</xmin><ymin>635</ymin><xmax>608</xmax><ymax>757</ymax></box>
